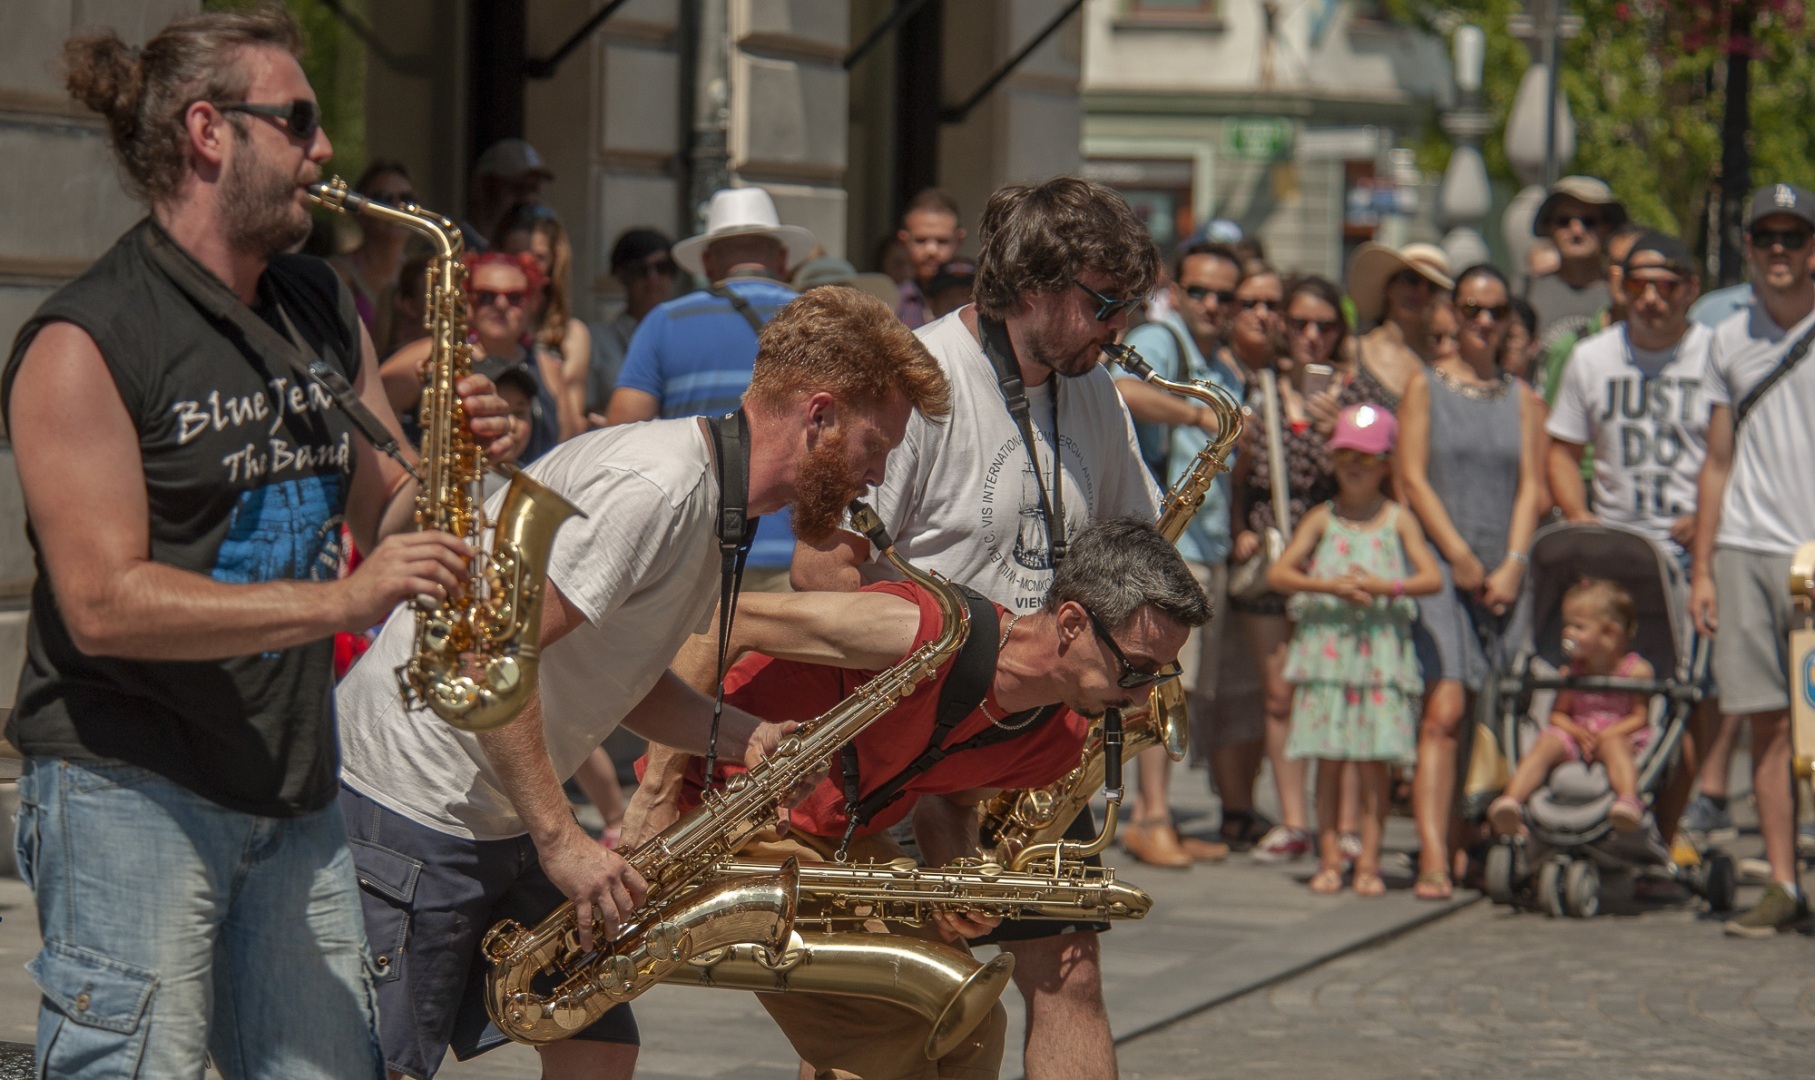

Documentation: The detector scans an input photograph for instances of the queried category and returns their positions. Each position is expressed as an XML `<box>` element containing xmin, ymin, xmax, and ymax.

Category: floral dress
<box><xmin>1282</xmin><ymin>503</ymin><xmax>1424</xmax><ymax>764</ymax></box>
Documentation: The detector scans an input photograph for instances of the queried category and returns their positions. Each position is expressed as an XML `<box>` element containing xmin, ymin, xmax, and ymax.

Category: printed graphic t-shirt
<box><xmin>861</xmin><ymin>310</ymin><xmax>1162</xmax><ymax>612</ymax></box>
<box><xmin>682</xmin><ymin>580</ymin><xmax>1091</xmax><ymax>840</ymax></box>
<box><xmin>0</xmin><ymin>220</ymin><xmax>362</xmax><ymax>816</ymax></box>
<box><xmin>338</xmin><ymin>418</ymin><xmax>722</xmax><ymax>839</ymax></box>
<box><xmin>1545</xmin><ymin>321</ymin><xmax>1715</xmax><ymax>546</ymax></box>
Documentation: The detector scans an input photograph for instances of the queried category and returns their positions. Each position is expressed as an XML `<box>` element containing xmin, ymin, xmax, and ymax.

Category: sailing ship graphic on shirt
<box><xmin>211</xmin><ymin>474</ymin><xmax>346</xmax><ymax>585</ymax></box>
<box><xmin>1012</xmin><ymin>461</ymin><xmax>1052</xmax><ymax>571</ymax></box>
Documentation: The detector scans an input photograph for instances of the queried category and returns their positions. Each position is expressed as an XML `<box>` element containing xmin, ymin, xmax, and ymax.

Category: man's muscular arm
<box><xmin>6</xmin><ymin>322</ymin><xmax>467</xmax><ymax>659</ymax></box>
<box><xmin>790</xmin><ymin>532</ymin><xmax>869</xmax><ymax>592</ymax></box>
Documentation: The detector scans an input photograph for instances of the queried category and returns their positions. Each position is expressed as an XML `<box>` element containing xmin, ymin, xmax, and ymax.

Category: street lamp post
<box><xmin>1439</xmin><ymin>25</ymin><xmax>1493</xmax><ymax>271</ymax></box>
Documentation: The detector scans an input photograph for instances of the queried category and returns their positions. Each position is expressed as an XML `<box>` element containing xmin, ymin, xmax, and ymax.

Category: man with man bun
<box><xmin>3</xmin><ymin>9</ymin><xmax>514</xmax><ymax>1076</ymax></box>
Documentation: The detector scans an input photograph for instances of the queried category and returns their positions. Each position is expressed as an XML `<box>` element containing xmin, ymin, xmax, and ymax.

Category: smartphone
<box><xmin>1302</xmin><ymin>363</ymin><xmax>1336</xmax><ymax>399</ymax></box>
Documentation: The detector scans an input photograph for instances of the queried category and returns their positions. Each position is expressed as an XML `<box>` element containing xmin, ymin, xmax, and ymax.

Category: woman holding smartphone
<box><xmin>1228</xmin><ymin>273</ymin><xmax>1350</xmax><ymax>862</ymax></box>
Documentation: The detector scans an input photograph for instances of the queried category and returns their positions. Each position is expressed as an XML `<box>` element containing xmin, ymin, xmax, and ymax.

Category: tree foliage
<box><xmin>1392</xmin><ymin>0</ymin><xmax>1814</xmax><ymax>247</ymax></box>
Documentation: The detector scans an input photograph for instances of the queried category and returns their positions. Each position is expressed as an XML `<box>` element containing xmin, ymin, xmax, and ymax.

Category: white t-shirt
<box><xmin>1545</xmin><ymin>321</ymin><xmax>1715</xmax><ymax>544</ymax></box>
<box><xmin>859</xmin><ymin>310</ymin><xmax>1162</xmax><ymax>611</ymax></box>
<box><xmin>1706</xmin><ymin>301</ymin><xmax>1815</xmax><ymax>556</ymax></box>
<box><xmin>338</xmin><ymin>418</ymin><xmax>721</xmax><ymax>839</ymax></box>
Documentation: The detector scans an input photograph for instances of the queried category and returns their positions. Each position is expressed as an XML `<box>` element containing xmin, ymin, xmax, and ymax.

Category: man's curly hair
<box><xmin>970</xmin><ymin>177</ymin><xmax>1160</xmax><ymax>319</ymax></box>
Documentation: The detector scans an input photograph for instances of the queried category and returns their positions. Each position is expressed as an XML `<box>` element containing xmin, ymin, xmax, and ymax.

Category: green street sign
<box><xmin>1223</xmin><ymin>117</ymin><xmax>1293</xmax><ymax>161</ymax></box>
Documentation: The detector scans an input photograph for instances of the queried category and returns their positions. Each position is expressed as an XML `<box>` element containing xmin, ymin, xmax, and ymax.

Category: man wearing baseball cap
<box><xmin>1528</xmin><ymin>175</ymin><xmax>1629</xmax><ymax>349</ymax></box>
<box><xmin>465</xmin><ymin>137</ymin><xmax>555</xmax><ymax>251</ymax></box>
<box><xmin>1692</xmin><ymin>182</ymin><xmax>1815</xmax><ymax>937</ymax></box>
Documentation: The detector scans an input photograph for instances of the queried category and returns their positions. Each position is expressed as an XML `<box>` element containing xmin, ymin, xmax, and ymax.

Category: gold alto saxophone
<box><xmin>979</xmin><ymin>342</ymin><xmax>1243</xmax><ymax>868</ymax></box>
<box><xmin>482</xmin><ymin>501</ymin><xmax>981</xmax><ymax>1044</ymax></box>
<box><xmin>307</xmin><ymin>178</ymin><xmax>582</xmax><ymax>733</ymax></box>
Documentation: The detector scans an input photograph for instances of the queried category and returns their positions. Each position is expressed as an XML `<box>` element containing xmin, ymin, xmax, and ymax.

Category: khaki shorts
<box><xmin>739</xmin><ymin>829</ymin><xmax>1007</xmax><ymax>1080</ymax></box>
<box><xmin>1712</xmin><ymin>546</ymin><xmax>1795</xmax><ymax>716</ymax></box>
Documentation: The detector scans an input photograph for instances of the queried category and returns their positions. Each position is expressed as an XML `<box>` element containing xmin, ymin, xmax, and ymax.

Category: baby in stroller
<box><xmin>1489</xmin><ymin>578</ymin><xmax>1654</xmax><ymax>835</ymax></box>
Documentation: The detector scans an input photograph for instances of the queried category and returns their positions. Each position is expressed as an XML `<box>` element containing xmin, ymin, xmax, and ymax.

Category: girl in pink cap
<box><xmin>1268</xmin><ymin>404</ymin><xmax>1443</xmax><ymax>895</ymax></box>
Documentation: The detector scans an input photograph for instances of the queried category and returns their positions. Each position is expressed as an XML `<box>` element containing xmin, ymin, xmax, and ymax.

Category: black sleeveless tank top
<box><xmin>0</xmin><ymin>219</ymin><xmax>362</xmax><ymax>816</ymax></box>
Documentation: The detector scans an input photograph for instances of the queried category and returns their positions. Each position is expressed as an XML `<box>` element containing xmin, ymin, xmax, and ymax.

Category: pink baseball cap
<box><xmin>1327</xmin><ymin>404</ymin><xmax>1397</xmax><ymax>455</ymax></box>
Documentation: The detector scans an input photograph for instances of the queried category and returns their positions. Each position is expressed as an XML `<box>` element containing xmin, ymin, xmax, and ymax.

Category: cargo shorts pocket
<box><xmin>349</xmin><ymin>837</ymin><xmax>423</xmax><ymax>986</ymax></box>
<box><xmin>29</xmin><ymin>940</ymin><xmax>157</xmax><ymax>1077</ymax></box>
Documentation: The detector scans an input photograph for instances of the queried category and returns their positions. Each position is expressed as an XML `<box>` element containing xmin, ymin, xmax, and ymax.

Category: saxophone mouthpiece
<box><xmin>849</xmin><ymin>499</ymin><xmax>893</xmax><ymax>553</ymax></box>
<box><xmin>1102</xmin><ymin>343</ymin><xmax>1155</xmax><ymax>382</ymax></box>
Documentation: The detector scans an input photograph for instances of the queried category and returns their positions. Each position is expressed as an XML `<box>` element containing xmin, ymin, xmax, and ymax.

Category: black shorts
<box><xmin>975</xmin><ymin>807</ymin><xmax>1109</xmax><ymax>945</ymax></box>
<box><xmin>339</xmin><ymin>786</ymin><xmax>638</xmax><ymax>1079</ymax></box>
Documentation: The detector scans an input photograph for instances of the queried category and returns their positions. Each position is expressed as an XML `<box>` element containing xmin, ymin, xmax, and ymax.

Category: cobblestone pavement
<box><xmin>1117</xmin><ymin>879</ymin><xmax>1815</xmax><ymax>1080</ymax></box>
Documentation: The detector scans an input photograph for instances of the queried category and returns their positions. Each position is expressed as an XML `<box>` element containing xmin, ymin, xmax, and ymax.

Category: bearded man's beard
<box><xmin>791</xmin><ymin>427</ymin><xmax>864</xmax><ymax>546</ymax></box>
<box><xmin>222</xmin><ymin>143</ymin><xmax>311</xmax><ymax>258</ymax></box>
<box><xmin>1024</xmin><ymin>319</ymin><xmax>1105</xmax><ymax>379</ymax></box>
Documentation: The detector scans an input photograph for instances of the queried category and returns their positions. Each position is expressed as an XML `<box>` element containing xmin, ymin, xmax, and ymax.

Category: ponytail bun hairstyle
<box><xmin>62</xmin><ymin>5</ymin><xmax>302</xmax><ymax>203</ymax></box>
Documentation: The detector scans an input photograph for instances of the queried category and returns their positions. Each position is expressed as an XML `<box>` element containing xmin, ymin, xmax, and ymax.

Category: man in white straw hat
<box><xmin>1528</xmin><ymin>174</ymin><xmax>1629</xmax><ymax>350</ymax></box>
<box><xmin>605</xmin><ymin>186</ymin><xmax>816</xmax><ymax>588</ymax></box>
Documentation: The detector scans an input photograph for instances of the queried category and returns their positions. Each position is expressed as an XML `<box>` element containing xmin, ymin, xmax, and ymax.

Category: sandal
<box><xmin>1413</xmin><ymin>869</ymin><xmax>1453</xmax><ymax>900</ymax></box>
<box><xmin>1609</xmin><ymin>795</ymin><xmax>1645</xmax><ymax>833</ymax></box>
<box><xmin>1308</xmin><ymin>866</ymin><xmax>1345</xmax><ymax>895</ymax></box>
<box><xmin>1353</xmin><ymin>871</ymin><xmax>1387</xmax><ymax>898</ymax></box>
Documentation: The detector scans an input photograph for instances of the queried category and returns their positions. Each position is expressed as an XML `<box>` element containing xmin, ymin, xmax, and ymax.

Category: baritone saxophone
<box><xmin>307</xmin><ymin>178</ymin><xmax>582</xmax><ymax>733</ymax></box>
<box><xmin>481</xmin><ymin>502</ymin><xmax>988</xmax><ymax>1045</ymax></box>
<box><xmin>979</xmin><ymin>343</ymin><xmax>1243</xmax><ymax>867</ymax></box>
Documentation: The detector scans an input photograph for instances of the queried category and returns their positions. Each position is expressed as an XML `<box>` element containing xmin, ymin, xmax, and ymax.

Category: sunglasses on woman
<box><xmin>1287</xmin><ymin>316</ymin><xmax>1342</xmax><ymax>335</ymax></box>
<box><xmin>1075</xmin><ymin>280</ymin><xmax>1142</xmax><ymax>322</ymax></box>
<box><xmin>1457</xmin><ymin>301</ymin><xmax>1510</xmax><ymax>323</ymax></box>
<box><xmin>1085</xmin><ymin>609</ymin><xmax>1176</xmax><ymax>690</ymax></box>
<box><xmin>1236</xmin><ymin>297</ymin><xmax>1278</xmax><ymax>313</ymax></box>
<box><xmin>473</xmin><ymin>289</ymin><xmax>530</xmax><ymax>309</ymax></box>
<box><xmin>1389</xmin><ymin>269</ymin><xmax>1435</xmax><ymax>290</ymax></box>
<box><xmin>213</xmin><ymin>99</ymin><xmax>320</xmax><ymax>140</ymax></box>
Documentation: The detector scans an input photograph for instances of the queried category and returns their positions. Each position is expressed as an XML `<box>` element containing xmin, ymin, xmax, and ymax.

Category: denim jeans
<box><xmin>14</xmin><ymin>757</ymin><xmax>383</xmax><ymax>1079</ymax></box>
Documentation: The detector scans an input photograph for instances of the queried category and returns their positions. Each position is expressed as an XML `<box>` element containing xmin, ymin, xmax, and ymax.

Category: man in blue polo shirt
<box><xmin>605</xmin><ymin>187</ymin><xmax>814</xmax><ymax>585</ymax></box>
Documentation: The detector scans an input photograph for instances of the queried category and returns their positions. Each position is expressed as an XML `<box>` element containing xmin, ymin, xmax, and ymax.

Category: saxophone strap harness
<box><xmin>978</xmin><ymin>315</ymin><xmax>1067</xmax><ymax>567</ymax></box>
<box><xmin>835</xmin><ymin>585</ymin><xmax>1061</xmax><ymax>860</ymax></box>
<box><xmin>142</xmin><ymin>222</ymin><xmax>417</xmax><ymax>480</ymax></box>
<box><xmin>703</xmin><ymin>408</ymin><xmax>759</xmax><ymax>785</ymax></box>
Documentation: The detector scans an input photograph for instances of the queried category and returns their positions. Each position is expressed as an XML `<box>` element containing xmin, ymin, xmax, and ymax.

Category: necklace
<box><xmin>980</xmin><ymin>615</ymin><xmax>1040</xmax><ymax>731</ymax></box>
<box><xmin>1431</xmin><ymin>363</ymin><xmax>1512</xmax><ymax>401</ymax></box>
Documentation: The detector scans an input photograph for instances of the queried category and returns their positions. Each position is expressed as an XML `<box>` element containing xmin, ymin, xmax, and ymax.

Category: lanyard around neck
<box><xmin>977</xmin><ymin>315</ymin><xmax>1067</xmax><ymax>568</ymax></box>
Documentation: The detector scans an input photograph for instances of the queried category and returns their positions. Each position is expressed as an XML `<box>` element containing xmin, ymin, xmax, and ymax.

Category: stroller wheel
<box><xmin>1484</xmin><ymin>843</ymin><xmax>1516</xmax><ymax>906</ymax></box>
<box><xmin>1702</xmin><ymin>852</ymin><xmax>1738</xmax><ymax>912</ymax></box>
<box><xmin>1536</xmin><ymin>859</ymin><xmax>1565</xmax><ymax>917</ymax></box>
<box><xmin>1563</xmin><ymin>860</ymin><xmax>1600</xmax><ymax>918</ymax></box>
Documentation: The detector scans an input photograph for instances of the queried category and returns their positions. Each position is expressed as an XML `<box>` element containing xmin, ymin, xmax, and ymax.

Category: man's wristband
<box><xmin>1506</xmin><ymin>550</ymin><xmax>1530</xmax><ymax>567</ymax></box>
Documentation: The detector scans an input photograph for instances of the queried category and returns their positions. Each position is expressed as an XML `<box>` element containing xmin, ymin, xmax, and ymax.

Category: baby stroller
<box><xmin>1475</xmin><ymin>522</ymin><xmax>1737</xmax><ymax>917</ymax></box>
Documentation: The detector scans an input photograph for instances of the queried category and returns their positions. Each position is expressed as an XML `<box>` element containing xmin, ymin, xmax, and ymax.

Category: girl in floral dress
<box><xmin>1268</xmin><ymin>405</ymin><xmax>1443</xmax><ymax>895</ymax></box>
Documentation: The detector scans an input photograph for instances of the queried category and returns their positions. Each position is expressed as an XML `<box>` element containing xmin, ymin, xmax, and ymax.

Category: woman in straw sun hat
<box><xmin>1342</xmin><ymin>241</ymin><xmax>1454</xmax><ymax>411</ymax></box>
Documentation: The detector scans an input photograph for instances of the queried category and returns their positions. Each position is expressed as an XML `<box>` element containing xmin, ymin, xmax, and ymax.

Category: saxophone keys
<box><xmin>485</xmin><ymin>655</ymin><xmax>522</xmax><ymax>694</ymax></box>
<box><xmin>549</xmin><ymin>997</ymin><xmax>590</xmax><ymax>1031</ymax></box>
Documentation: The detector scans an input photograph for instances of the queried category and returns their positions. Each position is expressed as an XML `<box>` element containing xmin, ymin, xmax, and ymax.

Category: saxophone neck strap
<box><xmin>837</xmin><ymin>587</ymin><xmax>1063</xmax><ymax>859</ymax></box>
<box><xmin>703</xmin><ymin>408</ymin><xmax>760</xmax><ymax>785</ymax></box>
<box><xmin>141</xmin><ymin>221</ymin><xmax>417</xmax><ymax>481</ymax></box>
<box><xmin>978</xmin><ymin>315</ymin><xmax>1066</xmax><ymax>566</ymax></box>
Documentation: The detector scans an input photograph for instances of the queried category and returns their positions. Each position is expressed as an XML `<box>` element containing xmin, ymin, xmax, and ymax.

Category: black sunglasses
<box><xmin>1457</xmin><ymin>301</ymin><xmax>1511</xmax><ymax>323</ymax></box>
<box><xmin>1389</xmin><ymin>269</ymin><xmax>1435</xmax><ymax>290</ymax></box>
<box><xmin>1075</xmin><ymin>279</ymin><xmax>1142</xmax><ymax>322</ymax></box>
<box><xmin>1185</xmin><ymin>285</ymin><xmax>1237</xmax><ymax>305</ymax></box>
<box><xmin>1085</xmin><ymin>609</ymin><xmax>1176</xmax><ymax>690</ymax></box>
<box><xmin>1750</xmin><ymin>228</ymin><xmax>1812</xmax><ymax>252</ymax></box>
<box><xmin>1551</xmin><ymin>212</ymin><xmax>1603</xmax><ymax>230</ymax></box>
<box><xmin>1287</xmin><ymin>315</ymin><xmax>1342</xmax><ymax>335</ymax></box>
<box><xmin>214</xmin><ymin>99</ymin><xmax>320</xmax><ymax>140</ymax></box>
<box><xmin>1236</xmin><ymin>296</ymin><xmax>1278</xmax><ymax>313</ymax></box>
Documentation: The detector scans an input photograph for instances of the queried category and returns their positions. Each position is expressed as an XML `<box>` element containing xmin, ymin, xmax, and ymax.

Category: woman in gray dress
<box><xmin>1396</xmin><ymin>265</ymin><xmax>1549</xmax><ymax>898</ymax></box>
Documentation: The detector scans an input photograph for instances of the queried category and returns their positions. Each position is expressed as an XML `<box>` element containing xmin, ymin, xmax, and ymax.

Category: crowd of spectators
<box><xmin>329</xmin><ymin>141</ymin><xmax>1812</xmax><ymax>937</ymax></box>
